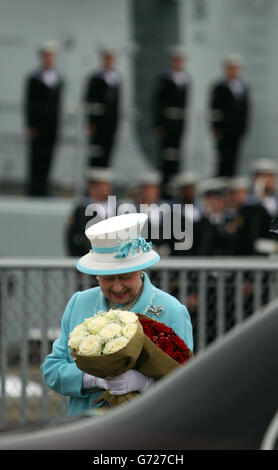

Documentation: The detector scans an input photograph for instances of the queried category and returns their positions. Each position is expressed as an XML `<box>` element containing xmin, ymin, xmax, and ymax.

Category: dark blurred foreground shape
<box><xmin>0</xmin><ymin>296</ymin><xmax>278</xmax><ymax>450</ymax></box>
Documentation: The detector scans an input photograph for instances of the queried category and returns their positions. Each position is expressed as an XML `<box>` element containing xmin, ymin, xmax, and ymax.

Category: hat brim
<box><xmin>76</xmin><ymin>250</ymin><xmax>160</xmax><ymax>275</ymax></box>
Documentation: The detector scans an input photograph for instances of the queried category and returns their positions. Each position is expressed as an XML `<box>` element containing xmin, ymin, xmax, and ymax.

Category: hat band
<box><xmin>91</xmin><ymin>245</ymin><xmax>118</xmax><ymax>254</ymax></box>
<box><xmin>91</xmin><ymin>236</ymin><xmax>152</xmax><ymax>259</ymax></box>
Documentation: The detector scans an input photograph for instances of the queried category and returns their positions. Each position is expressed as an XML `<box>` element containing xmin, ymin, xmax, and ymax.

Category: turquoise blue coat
<box><xmin>40</xmin><ymin>272</ymin><xmax>193</xmax><ymax>416</ymax></box>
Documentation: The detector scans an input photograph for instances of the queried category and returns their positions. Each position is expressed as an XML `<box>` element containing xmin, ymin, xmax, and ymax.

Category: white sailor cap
<box><xmin>229</xmin><ymin>176</ymin><xmax>250</xmax><ymax>192</ymax></box>
<box><xmin>98</xmin><ymin>45</ymin><xmax>118</xmax><ymax>57</ymax></box>
<box><xmin>87</xmin><ymin>167</ymin><xmax>115</xmax><ymax>183</ymax></box>
<box><xmin>167</xmin><ymin>45</ymin><xmax>187</xmax><ymax>59</ymax></box>
<box><xmin>223</xmin><ymin>53</ymin><xmax>244</xmax><ymax>68</ymax></box>
<box><xmin>137</xmin><ymin>171</ymin><xmax>162</xmax><ymax>186</ymax></box>
<box><xmin>173</xmin><ymin>171</ymin><xmax>199</xmax><ymax>188</ymax></box>
<box><xmin>197</xmin><ymin>177</ymin><xmax>230</xmax><ymax>196</ymax></box>
<box><xmin>251</xmin><ymin>159</ymin><xmax>278</xmax><ymax>175</ymax></box>
<box><xmin>39</xmin><ymin>40</ymin><xmax>59</xmax><ymax>55</ymax></box>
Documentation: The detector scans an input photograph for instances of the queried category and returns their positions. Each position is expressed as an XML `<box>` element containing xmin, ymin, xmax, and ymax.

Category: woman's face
<box><xmin>97</xmin><ymin>271</ymin><xmax>143</xmax><ymax>305</ymax></box>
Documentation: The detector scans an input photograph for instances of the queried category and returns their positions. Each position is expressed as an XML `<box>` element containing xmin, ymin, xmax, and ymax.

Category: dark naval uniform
<box><xmin>231</xmin><ymin>195</ymin><xmax>271</xmax><ymax>256</ymax></box>
<box><xmin>152</xmin><ymin>70</ymin><xmax>190</xmax><ymax>194</ymax></box>
<box><xmin>24</xmin><ymin>68</ymin><xmax>63</xmax><ymax>196</ymax></box>
<box><xmin>209</xmin><ymin>77</ymin><xmax>250</xmax><ymax>177</ymax></box>
<box><xmin>84</xmin><ymin>69</ymin><xmax>121</xmax><ymax>168</ymax></box>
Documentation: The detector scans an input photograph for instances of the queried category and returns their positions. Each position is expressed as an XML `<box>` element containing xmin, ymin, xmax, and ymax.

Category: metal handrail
<box><xmin>0</xmin><ymin>256</ymin><xmax>278</xmax><ymax>270</ymax></box>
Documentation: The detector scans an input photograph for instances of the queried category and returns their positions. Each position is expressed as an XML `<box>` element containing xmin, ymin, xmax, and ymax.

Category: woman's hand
<box><xmin>106</xmin><ymin>370</ymin><xmax>154</xmax><ymax>395</ymax></box>
<box><xmin>82</xmin><ymin>373</ymin><xmax>108</xmax><ymax>391</ymax></box>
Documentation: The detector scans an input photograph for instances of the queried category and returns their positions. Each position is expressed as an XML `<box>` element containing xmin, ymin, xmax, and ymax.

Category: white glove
<box><xmin>82</xmin><ymin>373</ymin><xmax>108</xmax><ymax>391</ymax></box>
<box><xmin>106</xmin><ymin>369</ymin><xmax>154</xmax><ymax>396</ymax></box>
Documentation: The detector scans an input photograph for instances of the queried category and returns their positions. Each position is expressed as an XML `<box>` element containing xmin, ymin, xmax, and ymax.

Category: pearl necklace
<box><xmin>109</xmin><ymin>298</ymin><xmax>138</xmax><ymax>311</ymax></box>
<box><xmin>108</xmin><ymin>281</ymin><xmax>143</xmax><ymax>311</ymax></box>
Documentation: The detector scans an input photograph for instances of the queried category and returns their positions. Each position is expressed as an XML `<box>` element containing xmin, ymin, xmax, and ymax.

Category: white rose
<box><xmin>103</xmin><ymin>310</ymin><xmax>117</xmax><ymax>321</ymax></box>
<box><xmin>122</xmin><ymin>323</ymin><xmax>137</xmax><ymax>339</ymax></box>
<box><xmin>99</xmin><ymin>323</ymin><xmax>122</xmax><ymax>340</ymax></box>
<box><xmin>68</xmin><ymin>329</ymin><xmax>88</xmax><ymax>351</ymax></box>
<box><xmin>118</xmin><ymin>311</ymin><xmax>138</xmax><ymax>324</ymax></box>
<box><xmin>79</xmin><ymin>335</ymin><xmax>103</xmax><ymax>356</ymax></box>
<box><xmin>70</xmin><ymin>324</ymin><xmax>88</xmax><ymax>335</ymax></box>
<box><xmin>85</xmin><ymin>316</ymin><xmax>109</xmax><ymax>334</ymax></box>
<box><xmin>103</xmin><ymin>337</ymin><xmax>129</xmax><ymax>355</ymax></box>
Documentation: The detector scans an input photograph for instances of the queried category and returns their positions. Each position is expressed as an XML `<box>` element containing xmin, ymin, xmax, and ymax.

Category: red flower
<box><xmin>172</xmin><ymin>333</ymin><xmax>188</xmax><ymax>350</ymax></box>
<box><xmin>138</xmin><ymin>317</ymin><xmax>192</xmax><ymax>365</ymax></box>
<box><xmin>157</xmin><ymin>336</ymin><xmax>175</xmax><ymax>356</ymax></box>
<box><xmin>172</xmin><ymin>350</ymin><xmax>187</xmax><ymax>364</ymax></box>
<box><xmin>139</xmin><ymin>319</ymin><xmax>153</xmax><ymax>337</ymax></box>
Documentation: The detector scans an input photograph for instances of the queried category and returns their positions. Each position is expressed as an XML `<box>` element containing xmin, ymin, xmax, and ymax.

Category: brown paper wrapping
<box><xmin>71</xmin><ymin>320</ymin><xmax>145</xmax><ymax>378</ymax></box>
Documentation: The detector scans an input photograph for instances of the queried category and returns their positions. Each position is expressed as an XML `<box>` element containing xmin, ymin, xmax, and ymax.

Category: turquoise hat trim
<box><xmin>91</xmin><ymin>237</ymin><xmax>152</xmax><ymax>259</ymax></box>
<box><xmin>91</xmin><ymin>245</ymin><xmax>117</xmax><ymax>253</ymax></box>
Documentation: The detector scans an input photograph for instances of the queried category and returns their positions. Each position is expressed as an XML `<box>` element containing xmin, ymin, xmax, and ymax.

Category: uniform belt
<box><xmin>164</xmin><ymin>107</ymin><xmax>184</xmax><ymax>119</ymax></box>
<box><xmin>86</xmin><ymin>102</ymin><xmax>106</xmax><ymax>116</ymax></box>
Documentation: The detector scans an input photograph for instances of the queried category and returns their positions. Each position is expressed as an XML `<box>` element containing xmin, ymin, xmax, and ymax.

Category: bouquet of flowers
<box><xmin>69</xmin><ymin>310</ymin><xmax>192</xmax><ymax>409</ymax></box>
<box><xmin>69</xmin><ymin>309</ymin><xmax>145</xmax><ymax>378</ymax></box>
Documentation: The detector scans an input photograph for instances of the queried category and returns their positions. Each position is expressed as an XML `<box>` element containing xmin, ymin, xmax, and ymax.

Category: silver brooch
<box><xmin>146</xmin><ymin>305</ymin><xmax>165</xmax><ymax>317</ymax></box>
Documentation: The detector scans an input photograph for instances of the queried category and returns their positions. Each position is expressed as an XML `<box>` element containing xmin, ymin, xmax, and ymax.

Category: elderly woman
<box><xmin>41</xmin><ymin>213</ymin><xmax>193</xmax><ymax>415</ymax></box>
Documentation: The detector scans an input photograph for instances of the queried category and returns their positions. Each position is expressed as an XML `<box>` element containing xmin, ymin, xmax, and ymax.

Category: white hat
<box><xmin>98</xmin><ymin>45</ymin><xmax>117</xmax><ymax>57</ymax></box>
<box><xmin>76</xmin><ymin>213</ymin><xmax>160</xmax><ymax>275</ymax></box>
<box><xmin>224</xmin><ymin>53</ymin><xmax>244</xmax><ymax>67</ymax></box>
<box><xmin>197</xmin><ymin>177</ymin><xmax>229</xmax><ymax>196</ymax></box>
<box><xmin>251</xmin><ymin>159</ymin><xmax>278</xmax><ymax>175</ymax></box>
<box><xmin>137</xmin><ymin>171</ymin><xmax>162</xmax><ymax>186</ymax></box>
<box><xmin>168</xmin><ymin>45</ymin><xmax>187</xmax><ymax>59</ymax></box>
<box><xmin>229</xmin><ymin>176</ymin><xmax>250</xmax><ymax>191</ymax></box>
<box><xmin>39</xmin><ymin>40</ymin><xmax>58</xmax><ymax>54</ymax></box>
<box><xmin>173</xmin><ymin>171</ymin><xmax>199</xmax><ymax>188</ymax></box>
<box><xmin>87</xmin><ymin>167</ymin><xmax>115</xmax><ymax>183</ymax></box>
